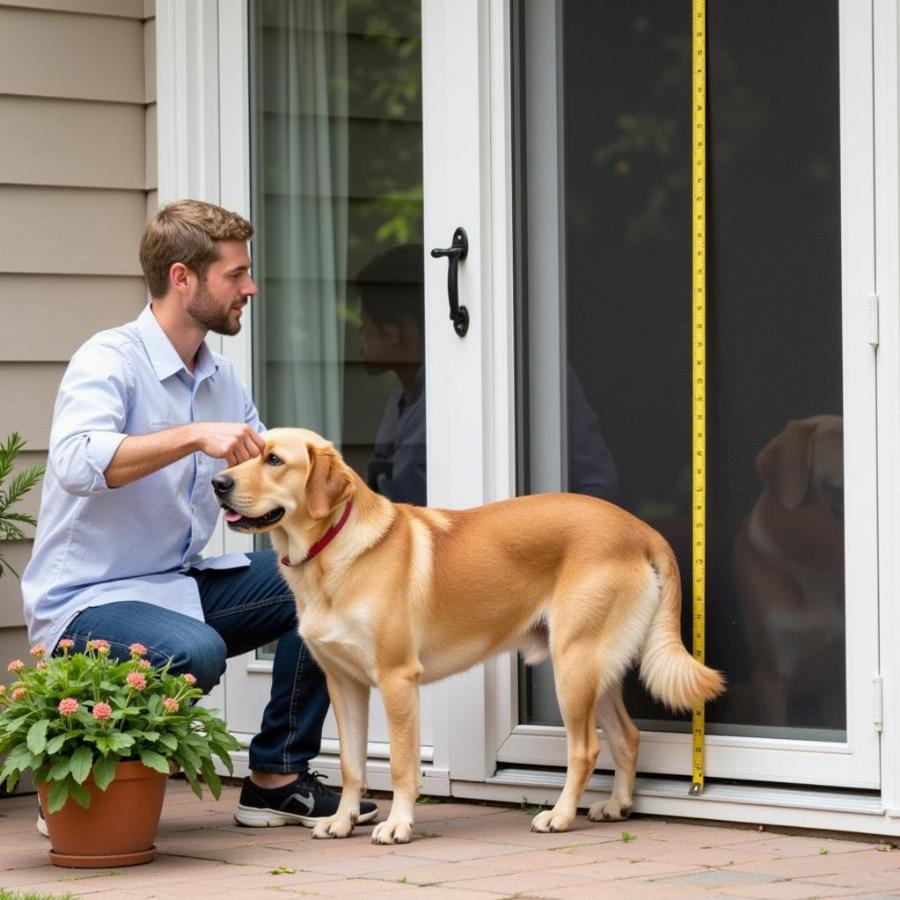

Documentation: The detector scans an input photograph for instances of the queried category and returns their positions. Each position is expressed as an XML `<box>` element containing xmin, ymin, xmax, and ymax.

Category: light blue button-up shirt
<box><xmin>22</xmin><ymin>305</ymin><xmax>262</xmax><ymax>652</ymax></box>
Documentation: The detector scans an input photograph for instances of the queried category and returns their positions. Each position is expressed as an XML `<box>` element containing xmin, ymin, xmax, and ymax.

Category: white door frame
<box><xmin>156</xmin><ymin>0</ymin><xmax>900</xmax><ymax>834</ymax></box>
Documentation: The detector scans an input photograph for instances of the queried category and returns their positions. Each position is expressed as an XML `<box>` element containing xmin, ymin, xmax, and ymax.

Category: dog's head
<box><xmin>212</xmin><ymin>427</ymin><xmax>355</xmax><ymax>533</ymax></box>
<box><xmin>756</xmin><ymin>415</ymin><xmax>843</xmax><ymax>518</ymax></box>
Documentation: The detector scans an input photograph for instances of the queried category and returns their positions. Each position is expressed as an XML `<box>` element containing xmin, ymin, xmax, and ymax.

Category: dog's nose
<box><xmin>211</xmin><ymin>474</ymin><xmax>234</xmax><ymax>496</ymax></box>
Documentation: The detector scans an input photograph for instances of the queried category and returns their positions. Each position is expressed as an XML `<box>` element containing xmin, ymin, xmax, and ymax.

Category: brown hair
<box><xmin>139</xmin><ymin>200</ymin><xmax>254</xmax><ymax>299</ymax></box>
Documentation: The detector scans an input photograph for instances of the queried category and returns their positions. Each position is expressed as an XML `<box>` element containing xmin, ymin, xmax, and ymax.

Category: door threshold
<box><xmin>447</xmin><ymin>767</ymin><xmax>894</xmax><ymax>837</ymax></box>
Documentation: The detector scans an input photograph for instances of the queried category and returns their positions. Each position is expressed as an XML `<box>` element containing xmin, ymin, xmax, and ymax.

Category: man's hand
<box><xmin>104</xmin><ymin>422</ymin><xmax>265</xmax><ymax>489</ymax></box>
<box><xmin>191</xmin><ymin>423</ymin><xmax>266</xmax><ymax>466</ymax></box>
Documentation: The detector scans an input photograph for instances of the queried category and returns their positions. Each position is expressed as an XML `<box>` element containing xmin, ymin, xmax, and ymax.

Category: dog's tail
<box><xmin>638</xmin><ymin>539</ymin><xmax>725</xmax><ymax>711</ymax></box>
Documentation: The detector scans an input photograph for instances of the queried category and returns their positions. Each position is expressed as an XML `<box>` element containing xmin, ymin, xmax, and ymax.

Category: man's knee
<box><xmin>156</xmin><ymin>627</ymin><xmax>228</xmax><ymax>694</ymax></box>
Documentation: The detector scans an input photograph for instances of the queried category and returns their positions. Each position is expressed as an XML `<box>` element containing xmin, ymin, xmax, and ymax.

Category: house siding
<box><xmin>0</xmin><ymin>0</ymin><xmax>156</xmax><ymax>664</ymax></box>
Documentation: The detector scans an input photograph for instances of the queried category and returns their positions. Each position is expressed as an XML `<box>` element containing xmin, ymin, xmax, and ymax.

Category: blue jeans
<box><xmin>57</xmin><ymin>550</ymin><xmax>329</xmax><ymax>774</ymax></box>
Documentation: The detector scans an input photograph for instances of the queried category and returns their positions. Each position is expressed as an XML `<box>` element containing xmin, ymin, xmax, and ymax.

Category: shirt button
<box><xmin>191</xmin><ymin>505</ymin><xmax>197</xmax><ymax>513</ymax></box>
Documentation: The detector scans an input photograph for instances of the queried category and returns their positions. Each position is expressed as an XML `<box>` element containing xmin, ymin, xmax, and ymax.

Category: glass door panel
<box><xmin>510</xmin><ymin>0</ymin><xmax>878</xmax><ymax>787</ymax></box>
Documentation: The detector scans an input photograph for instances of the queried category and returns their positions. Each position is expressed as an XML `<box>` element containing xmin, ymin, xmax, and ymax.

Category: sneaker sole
<box><xmin>233</xmin><ymin>804</ymin><xmax>378</xmax><ymax>828</ymax></box>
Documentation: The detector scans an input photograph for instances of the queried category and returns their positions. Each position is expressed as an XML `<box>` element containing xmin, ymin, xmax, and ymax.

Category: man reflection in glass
<box><xmin>355</xmin><ymin>243</ymin><xmax>619</xmax><ymax>506</ymax></box>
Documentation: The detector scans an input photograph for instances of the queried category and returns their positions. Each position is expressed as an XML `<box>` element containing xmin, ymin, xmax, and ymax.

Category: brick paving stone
<box><xmin>707</xmin><ymin>879</ymin><xmax>862</xmax><ymax>899</ymax></box>
<box><xmin>800</xmin><ymin>868</ymin><xmax>900</xmax><ymax>891</ymax></box>
<box><xmin>441</xmin><ymin>866</ymin><xmax>605</xmax><ymax>895</ymax></box>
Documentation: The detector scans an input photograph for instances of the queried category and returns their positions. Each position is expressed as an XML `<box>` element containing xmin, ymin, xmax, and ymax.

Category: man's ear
<box><xmin>305</xmin><ymin>443</ymin><xmax>354</xmax><ymax>520</ymax></box>
<box><xmin>169</xmin><ymin>262</ymin><xmax>193</xmax><ymax>295</ymax></box>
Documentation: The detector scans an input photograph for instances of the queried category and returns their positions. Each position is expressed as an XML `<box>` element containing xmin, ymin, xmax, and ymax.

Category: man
<box><xmin>22</xmin><ymin>200</ymin><xmax>376</xmax><ymax>832</ymax></box>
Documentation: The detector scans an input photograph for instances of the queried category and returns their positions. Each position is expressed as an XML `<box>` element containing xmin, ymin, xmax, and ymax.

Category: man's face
<box><xmin>187</xmin><ymin>240</ymin><xmax>257</xmax><ymax>336</ymax></box>
<box><xmin>359</xmin><ymin>309</ymin><xmax>394</xmax><ymax>375</ymax></box>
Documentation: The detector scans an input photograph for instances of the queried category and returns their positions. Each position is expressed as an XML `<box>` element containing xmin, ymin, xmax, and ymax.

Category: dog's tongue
<box><xmin>223</xmin><ymin>510</ymin><xmax>243</xmax><ymax>523</ymax></box>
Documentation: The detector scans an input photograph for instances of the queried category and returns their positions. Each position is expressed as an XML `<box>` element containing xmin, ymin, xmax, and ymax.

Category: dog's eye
<box><xmin>266</xmin><ymin>453</ymin><xmax>283</xmax><ymax>466</ymax></box>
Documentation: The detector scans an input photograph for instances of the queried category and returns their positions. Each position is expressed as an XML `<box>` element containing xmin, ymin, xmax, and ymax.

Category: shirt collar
<box><xmin>137</xmin><ymin>304</ymin><xmax>218</xmax><ymax>383</ymax></box>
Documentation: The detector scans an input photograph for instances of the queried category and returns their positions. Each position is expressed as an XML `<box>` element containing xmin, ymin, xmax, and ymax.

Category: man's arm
<box><xmin>104</xmin><ymin>422</ymin><xmax>266</xmax><ymax>489</ymax></box>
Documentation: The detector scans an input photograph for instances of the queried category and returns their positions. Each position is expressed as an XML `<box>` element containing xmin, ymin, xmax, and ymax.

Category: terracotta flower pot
<box><xmin>38</xmin><ymin>760</ymin><xmax>168</xmax><ymax>868</ymax></box>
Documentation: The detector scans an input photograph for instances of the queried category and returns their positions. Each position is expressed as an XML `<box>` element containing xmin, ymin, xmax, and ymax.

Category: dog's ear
<box><xmin>305</xmin><ymin>442</ymin><xmax>354</xmax><ymax>520</ymax></box>
<box><xmin>756</xmin><ymin>419</ymin><xmax>815</xmax><ymax>509</ymax></box>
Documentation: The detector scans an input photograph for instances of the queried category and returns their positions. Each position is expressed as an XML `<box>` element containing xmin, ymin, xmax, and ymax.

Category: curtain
<box><xmin>256</xmin><ymin>0</ymin><xmax>348</xmax><ymax>441</ymax></box>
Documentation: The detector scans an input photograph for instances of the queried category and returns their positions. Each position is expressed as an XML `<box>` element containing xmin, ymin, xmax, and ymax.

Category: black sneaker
<box><xmin>233</xmin><ymin>771</ymin><xmax>378</xmax><ymax>828</ymax></box>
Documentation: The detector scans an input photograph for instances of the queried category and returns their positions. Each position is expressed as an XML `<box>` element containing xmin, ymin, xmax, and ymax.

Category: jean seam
<box><xmin>203</xmin><ymin>594</ymin><xmax>296</xmax><ymax>623</ymax></box>
<box><xmin>285</xmin><ymin>641</ymin><xmax>307</xmax><ymax>772</ymax></box>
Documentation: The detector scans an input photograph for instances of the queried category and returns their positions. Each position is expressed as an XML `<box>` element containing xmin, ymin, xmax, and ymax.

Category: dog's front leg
<box><xmin>372</xmin><ymin>668</ymin><xmax>421</xmax><ymax>844</ymax></box>
<box><xmin>312</xmin><ymin>672</ymin><xmax>370</xmax><ymax>839</ymax></box>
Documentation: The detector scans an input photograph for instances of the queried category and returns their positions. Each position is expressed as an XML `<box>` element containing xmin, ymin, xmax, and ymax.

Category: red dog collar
<box><xmin>281</xmin><ymin>501</ymin><xmax>353</xmax><ymax>567</ymax></box>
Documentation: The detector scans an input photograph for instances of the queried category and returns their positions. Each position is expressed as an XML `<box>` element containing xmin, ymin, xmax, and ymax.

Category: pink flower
<box><xmin>36</xmin><ymin>661</ymin><xmax>47</xmax><ymax>670</ymax></box>
<box><xmin>11</xmin><ymin>688</ymin><xmax>26</xmax><ymax>700</ymax></box>
<box><xmin>126</xmin><ymin>672</ymin><xmax>147</xmax><ymax>690</ymax></box>
<box><xmin>29</xmin><ymin>645</ymin><xmax>46</xmax><ymax>659</ymax></box>
<box><xmin>92</xmin><ymin>702</ymin><xmax>112</xmax><ymax>720</ymax></box>
<box><xmin>7</xmin><ymin>660</ymin><xmax>24</xmax><ymax>674</ymax></box>
<box><xmin>0</xmin><ymin>684</ymin><xmax>5</xmax><ymax>694</ymax></box>
<box><xmin>129</xmin><ymin>643</ymin><xmax>147</xmax><ymax>657</ymax></box>
<box><xmin>58</xmin><ymin>639</ymin><xmax>75</xmax><ymax>651</ymax></box>
<box><xmin>138</xmin><ymin>659</ymin><xmax>152</xmax><ymax>670</ymax></box>
<box><xmin>162</xmin><ymin>698</ymin><xmax>179</xmax><ymax>713</ymax></box>
<box><xmin>88</xmin><ymin>639</ymin><xmax>110</xmax><ymax>654</ymax></box>
<box><xmin>58</xmin><ymin>698</ymin><xmax>79</xmax><ymax>716</ymax></box>
<box><xmin>182</xmin><ymin>673</ymin><xmax>197</xmax><ymax>685</ymax></box>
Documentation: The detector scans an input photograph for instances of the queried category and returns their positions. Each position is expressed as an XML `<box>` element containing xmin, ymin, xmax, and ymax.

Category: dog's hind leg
<box><xmin>589</xmin><ymin>683</ymin><xmax>640</xmax><ymax>822</ymax></box>
<box><xmin>312</xmin><ymin>672</ymin><xmax>370</xmax><ymax>839</ymax></box>
<box><xmin>531</xmin><ymin>650</ymin><xmax>601</xmax><ymax>833</ymax></box>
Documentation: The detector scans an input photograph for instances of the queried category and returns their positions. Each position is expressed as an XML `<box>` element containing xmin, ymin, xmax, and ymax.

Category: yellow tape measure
<box><xmin>690</xmin><ymin>0</ymin><xmax>707</xmax><ymax>798</ymax></box>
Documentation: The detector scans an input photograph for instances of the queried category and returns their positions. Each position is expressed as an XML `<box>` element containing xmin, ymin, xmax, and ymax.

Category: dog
<box><xmin>732</xmin><ymin>415</ymin><xmax>844</xmax><ymax>726</ymax></box>
<box><xmin>213</xmin><ymin>428</ymin><xmax>724</xmax><ymax>844</ymax></box>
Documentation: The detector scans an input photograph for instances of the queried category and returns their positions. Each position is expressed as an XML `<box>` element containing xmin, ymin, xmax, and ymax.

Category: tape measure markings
<box><xmin>690</xmin><ymin>0</ymin><xmax>707</xmax><ymax>797</ymax></box>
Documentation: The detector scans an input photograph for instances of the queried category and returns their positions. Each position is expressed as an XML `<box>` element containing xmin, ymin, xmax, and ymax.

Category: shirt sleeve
<box><xmin>48</xmin><ymin>341</ymin><xmax>132</xmax><ymax>496</ymax></box>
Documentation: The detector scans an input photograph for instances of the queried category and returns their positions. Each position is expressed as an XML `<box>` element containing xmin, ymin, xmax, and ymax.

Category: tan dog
<box><xmin>733</xmin><ymin>415</ymin><xmax>844</xmax><ymax>726</ymax></box>
<box><xmin>214</xmin><ymin>428</ymin><xmax>724</xmax><ymax>844</ymax></box>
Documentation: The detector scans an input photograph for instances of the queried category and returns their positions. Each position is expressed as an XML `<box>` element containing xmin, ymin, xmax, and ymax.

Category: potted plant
<box><xmin>0</xmin><ymin>431</ymin><xmax>45</xmax><ymax>578</ymax></box>
<box><xmin>0</xmin><ymin>640</ymin><xmax>239</xmax><ymax>867</ymax></box>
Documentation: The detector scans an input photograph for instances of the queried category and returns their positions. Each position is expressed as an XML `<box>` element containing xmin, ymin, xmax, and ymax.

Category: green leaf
<box><xmin>157</xmin><ymin>732</ymin><xmax>178</xmax><ymax>752</ymax></box>
<box><xmin>200</xmin><ymin>757</ymin><xmax>222</xmax><ymax>800</ymax></box>
<box><xmin>139</xmin><ymin>748</ymin><xmax>170</xmax><ymax>774</ymax></box>
<box><xmin>48</xmin><ymin>756</ymin><xmax>71</xmax><ymax>781</ymax></box>
<box><xmin>106</xmin><ymin>732</ymin><xmax>135</xmax><ymax>752</ymax></box>
<box><xmin>47</xmin><ymin>778</ymin><xmax>70</xmax><ymax>814</ymax></box>
<box><xmin>93</xmin><ymin>754</ymin><xmax>118</xmax><ymax>792</ymax></box>
<box><xmin>26</xmin><ymin>719</ymin><xmax>49</xmax><ymax>755</ymax></box>
<box><xmin>45</xmin><ymin>733</ymin><xmax>66</xmax><ymax>755</ymax></box>
<box><xmin>70</xmin><ymin>779</ymin><xmax>92</xmax><ymax>809</ymax></box>
<box><xmin>69</xmin><ymin>746</ymin><xmax>94</xmax><ymax>784</ymax></box>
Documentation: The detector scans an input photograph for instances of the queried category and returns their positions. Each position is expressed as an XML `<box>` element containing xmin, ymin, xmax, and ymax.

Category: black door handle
<box><xmin>430</xmin><ymin>227</ymin><xmax>469</xmax><ymax>337</ymax></box>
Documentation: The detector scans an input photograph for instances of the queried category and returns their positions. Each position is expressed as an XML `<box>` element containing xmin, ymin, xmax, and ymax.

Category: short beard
<box><xmin>187</xmin><ymin>279</ymin><xmax>240</xmax><ymax>336</ymax></box>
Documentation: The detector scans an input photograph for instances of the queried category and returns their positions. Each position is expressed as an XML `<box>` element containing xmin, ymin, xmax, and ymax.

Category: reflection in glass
<box><xmin>249</xmin><ymin>0</ymin><xmax>424</xmax><ymax>658</ymax></box>
<box><xmin>516</xmin><ymin>0</ymin><xmax>845</xmax><ymax>742</ymax></box>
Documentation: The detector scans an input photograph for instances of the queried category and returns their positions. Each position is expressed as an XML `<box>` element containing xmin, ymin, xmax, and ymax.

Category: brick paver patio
<box><xmin>1</xmin><ymin>780</ymin><xmax>899</xmax><ymax>898</ymax></box>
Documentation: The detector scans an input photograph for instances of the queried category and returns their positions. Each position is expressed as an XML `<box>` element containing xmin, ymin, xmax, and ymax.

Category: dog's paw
<box><xmin>587</xmin><ymin>799</ymin><xmax>632</xmax><ymax>822</ymax></box>
<box><xmin>371</xmin><ymin>818</ymin><xmax>413</xmax><ymax>844</ymax></box>
<box><xmin>530</xmin><ymin>808</ymin><xmax>573</xmax><ymax>833</ymax></box>
<box><xmin>312</xmin><ymin>815</ymin><xmax>355</xmax><ymax>839</ymax></box>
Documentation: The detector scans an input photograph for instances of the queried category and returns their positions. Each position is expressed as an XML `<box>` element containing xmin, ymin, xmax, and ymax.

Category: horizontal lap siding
<box><xmin>0</xmin><ymin>1</ymin><xmax>155</xmax><ymax>641</ymax></box>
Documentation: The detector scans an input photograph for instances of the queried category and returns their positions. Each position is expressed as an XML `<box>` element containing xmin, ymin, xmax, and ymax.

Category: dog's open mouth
<box><xmin>220</xmin><ymin>505</ymin><xmax>285</xmax><ymax>530</ymax></box>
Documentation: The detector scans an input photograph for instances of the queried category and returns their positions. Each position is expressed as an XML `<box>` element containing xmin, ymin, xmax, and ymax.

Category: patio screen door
<box><xmin>498</xmin><ymin>0</ymin><xmax>879</xmax><ymax>791</ymax></box>
<box><xmin>221</xmin><ymin>0</ymin><xmax>493</xmax><ymax>789</ymax></box>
